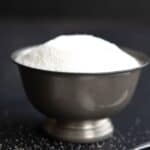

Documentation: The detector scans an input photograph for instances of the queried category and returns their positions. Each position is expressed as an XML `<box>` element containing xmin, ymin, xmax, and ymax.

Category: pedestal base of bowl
<box><xmin>44</xmin><ymin>118</ymin><xmax>114</xmax><ymax>143</ymax></box>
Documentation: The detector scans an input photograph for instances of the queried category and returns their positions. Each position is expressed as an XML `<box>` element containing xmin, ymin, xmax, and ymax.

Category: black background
<box><xmin>0</xmin><ymin>1</ymin><xmax>150</xmax><ymax>149</ymax></box>
<box><xmin>0</xmin><ymin>0</ymin><xmax>150</xmax><ymax>20</ymax></box>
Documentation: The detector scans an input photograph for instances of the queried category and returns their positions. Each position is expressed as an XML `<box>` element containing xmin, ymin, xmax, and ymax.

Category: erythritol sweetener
<box><xmin>15</xmin><ymin>34</ymin><xmax>139</xmax><ymax>73</ymax></box>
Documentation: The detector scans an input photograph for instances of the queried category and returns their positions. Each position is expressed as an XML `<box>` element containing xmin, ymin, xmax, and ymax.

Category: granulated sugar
<box><xmin>15</xmin><ymin>34</ymin><xmax>140</xmax><ymax>73</ymax></box>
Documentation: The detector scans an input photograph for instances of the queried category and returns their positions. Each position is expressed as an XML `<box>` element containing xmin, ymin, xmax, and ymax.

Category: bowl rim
<box><xmin>11</xmin><ymin>45</ymin><xmax>150</xmax><ymax>76</ymax></box>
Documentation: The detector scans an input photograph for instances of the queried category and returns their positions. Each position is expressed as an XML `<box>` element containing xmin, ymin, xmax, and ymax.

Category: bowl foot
<box><xmin>44</xmin><ymin>118</ymin><xmax>114</xmax><ymax>143</ymax></box>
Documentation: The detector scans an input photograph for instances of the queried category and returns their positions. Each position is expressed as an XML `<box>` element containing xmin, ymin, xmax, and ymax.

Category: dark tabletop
<box><xmin>0</xmin><ymin>19</ymin><xmax>150</xmax><ymax>150</ymax></box>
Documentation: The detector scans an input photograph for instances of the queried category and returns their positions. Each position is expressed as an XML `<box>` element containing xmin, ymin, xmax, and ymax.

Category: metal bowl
<box><xmin>11</xmin><ymin>47</ymin><xmax>150</xmax><ymax>143</ymax></box>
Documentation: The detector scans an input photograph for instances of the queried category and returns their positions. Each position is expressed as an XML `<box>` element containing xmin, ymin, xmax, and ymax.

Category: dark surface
<box><xmin>0</xmin><ymin>19</ymin><xmax>150</xmax><ymax>149</ymax></box>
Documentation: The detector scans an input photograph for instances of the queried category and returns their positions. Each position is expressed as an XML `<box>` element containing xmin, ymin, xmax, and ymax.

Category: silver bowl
<box><xmin>11</xmin><ymin>47</ymin><xmax>150</xmax><ymax>143</ymax></box>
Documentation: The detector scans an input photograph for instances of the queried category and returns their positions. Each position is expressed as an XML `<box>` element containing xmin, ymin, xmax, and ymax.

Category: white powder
<box><xmin>15</xmin><ymin>34</ymin><xmax>140</xmax><ymax>73</ymax></box>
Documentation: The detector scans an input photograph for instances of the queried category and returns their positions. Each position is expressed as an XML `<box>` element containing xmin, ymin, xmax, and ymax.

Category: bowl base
<box><xmin>44</xmin><ymin>118</ymin><xmax>114</xmax><ymax>143</ymax></box>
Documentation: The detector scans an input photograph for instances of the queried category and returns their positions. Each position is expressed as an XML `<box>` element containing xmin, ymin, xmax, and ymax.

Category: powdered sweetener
<box><xmin>15</xmin><ymin>34</ymin><xmax>139</xmax><ymax>73</ymax></box>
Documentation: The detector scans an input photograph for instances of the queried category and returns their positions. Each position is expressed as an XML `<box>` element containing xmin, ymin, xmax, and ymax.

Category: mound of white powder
<box><xmin>15</xmin><ymin>34</ymin><xmax>140</xmax><ymax>73</ymax></box>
